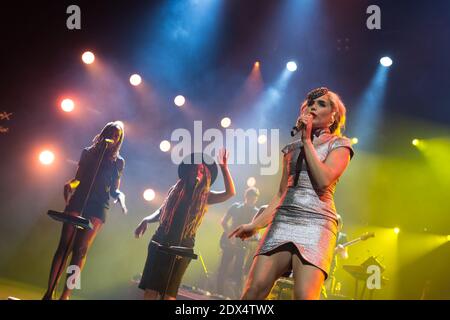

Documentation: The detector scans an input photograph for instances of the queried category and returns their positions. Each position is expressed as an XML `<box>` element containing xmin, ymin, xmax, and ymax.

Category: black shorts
<box><xmin>138</xmin><ymin>237</ymin><xmax>193</xmax><ymax>297</ymax></box>
<box><xmin>65</xmin><ymin>199</ymin><xmax>107</xmax><ymax>223</ymax></box>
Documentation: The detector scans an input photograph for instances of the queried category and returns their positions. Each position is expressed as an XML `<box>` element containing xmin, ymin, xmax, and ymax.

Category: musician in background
<box><xmin>217</xmin><ymin>187</ymin><xmax>260</xmax><ymax>297</ymax></box>
<box><xmin>322</xmin><ymin>214</ymin><xmax>348</xmax><ymax>298</ymax></box>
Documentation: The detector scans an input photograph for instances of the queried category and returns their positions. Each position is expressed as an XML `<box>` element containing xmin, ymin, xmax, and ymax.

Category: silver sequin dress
<box><xmin>256</xmin><ymin>131</ymin><xmax>354</xmax><ymax>278</ymax></box>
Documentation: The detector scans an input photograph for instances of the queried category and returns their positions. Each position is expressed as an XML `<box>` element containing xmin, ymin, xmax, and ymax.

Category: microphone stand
<box><xmin>158</xmin><ymin>184</ymin><xmax>198</xmax><ymax>300</ymax></box>
<box><xmin>46</xmin><ymin>140</ymin><xmax>110</xmax><ymax>299</ymax></box>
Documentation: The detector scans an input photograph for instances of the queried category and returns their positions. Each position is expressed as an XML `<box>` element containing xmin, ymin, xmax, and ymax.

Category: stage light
<box><xmin>115</xmin><ymin>120</ymin><xmax>125</xmax><ymax>129</ymax></box>
<box><xmin>221</xmin><ymin>117</ymin><xmax>231</xmax><ymax>128</ymax></box>
<box><xmin>174</xmin><ymin>95</ymin><xmax>186</xmax><ymax>107</ymax></box>
<box><xmin>247</xmin><ymin>177</ymin><xmax>256</xmax><ymax>187</ymax></box>
<box><xmin>447</xmin><ymin>235</ymin><xmax>450</xmax><ymax>242</ymax></box>
<box><xmin>412</xmin><ymin>139</ymin><xmax>420</xmax><ymax>146</ymax></box>
<box><xmin>394</xmin><ymin>227</ymin><xmax>400</xmax><ymax>234</ymax></box>
<box><xmin>286</xmin><ymin>61</ymin><xmax>298</xmax><ymax>72</ymax></box>
<box><xmin>39</xmin><ymin>150</ymin><xmax>55</xmax><ymax>165</ymax></box>
<box><xmin>61</xmin><ymin>99</ymin><xmax>75</xmax><ymax>112</ymax></box>
<box><xmin>351</xmin><ymin>137</ymin><xmax>359</xmax><ymax>145</ymax></box>
<box><xmin>254</xmin><ymin>61</ymin><xmax>260</xmax><ymax>68</ymax></box>
<box><xmin>143</xmin><ymin>189</ymin><xmax>156</xmax><ymax>202</ymax></box>
<box><xmin>352</xmin><ymin>56</ymin><xmax>390</xmax><ymax>149</ymax></box>
<box><xmin>82</xmin><ymin>51</ymin><xmax>95</xmax><ymax>64</ymax></box>
<box><xmin>380</xmin><ymin>56</ymin><xmax>393</xmax><ymax>67</ymax></box>
<box><xmin>160</xmin><ymin>140</ymin><xmax>171</xmax><ymax>152</ymax></box>
<box><xmin>130</xmin><ymin>74</ymin><xmax>142</xmax><ymax>86</ymax></box>
<box><xmin>258</xmin><ymin>134</ymin><xmax>267</xmax><ymax>144</ymax></box>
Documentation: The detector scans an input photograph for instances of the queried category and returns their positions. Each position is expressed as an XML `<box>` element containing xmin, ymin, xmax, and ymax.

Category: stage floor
<box><xmin>0</xmin><ymin>278</ymin><xmax>85</xmax><ymax>300</ymax></box>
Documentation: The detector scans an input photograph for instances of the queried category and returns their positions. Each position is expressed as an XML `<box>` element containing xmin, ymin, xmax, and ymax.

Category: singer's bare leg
<box><xmin>291</xmin><ymin>252</ymin><xmax>325</xmax><ymax>300</ymax></box>
<box><xmin>43</xmin><ymin>211</ymin><xmax>79</xmax><ymax>300</ymax></box>
<box><xmin>60</xmin><ymin>217</ymin><xmax>103</xmax><ymax>300</ymax></box>
<box><xmin>241</xmin><ymin>244</ymin><xmax>292</xmax><ymax>300</ymax></box>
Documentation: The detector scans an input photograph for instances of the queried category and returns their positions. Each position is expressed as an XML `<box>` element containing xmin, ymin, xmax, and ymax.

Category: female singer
<box><xmin>134</xmin><ymin>149</ymin><xmax>236</xmax><ymax>300</ymax></box>
<box><xmin>43</xmin><ymin>121</ymin><xmax>127</xmax><ymax>300</ymax></box>
<box><xmin>230</xmin><ymin>88</ymin><xmax>354</xmax><ymax>300</ymax></box>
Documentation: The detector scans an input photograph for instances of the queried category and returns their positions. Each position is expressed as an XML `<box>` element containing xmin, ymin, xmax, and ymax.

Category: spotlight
<box><xmin>254</xmin><ymin>61</ymin><xmax>260</xmax><ymax>68</ymax></box>
<box><xmin>247</xmin><ymin>177</ymin><xmax>256</xmax><ymax>187</ymax></box>
<box><xmin>351</xmin><ymin>137</ymin><xmax>359</xmax><ymax>145</ymax></box>
<box><xmin>258</xmin><ymin>134</ymin><xmax>267</xmax><ymax>144</ymax></box>
<box><xmin>160</xmin><ymin>140</ymin><xmax>171</xmax><ymax>152</ymax></box>
<box><xmin>412</xmin><ymin>139</ymin><xmax>420</xmax><ymax>146</ymax></box>
<box><xmin>174</xmin><ymin>95</ymin><xmax>186</xmax><ymax>107</ymax></box>
<box><xmin>143</xmin><ymin>189</ymin><xmax>156</xmax><ymax>202</ymax></box>
<box><xmin>286</xmin><ymin>61</ymin><xmax>298</xmax><ymax>72</ymax></box>
<box><xmin>394</xmin><ymin>227</ymin><xmax>400</xmax><ymax>234</ymax></box>
<box><xmin>380</xmin><ymin>56</ymin><xmax>393</xmax><ymax>67</ymax></box>
<box><xmin>82</xmin><ymin>51</ymin><xmax>95</xmax><ymax>65</ymax></box>
<box><xmin>115</xmin><ymin>120</ymin><xmax>125</xmax><ymax>129</ymax></box>
<box><xmin>447</xmin><ymin>235</ymin><xmax>450</xmax><ymax>242</ymax></box>
<box><xmin>39</xmin><ymin>150</ymin><xmax>55</xmax><ymax>165</ymax></box>
<box><xmin>61</xmin><ymin>99</ymin><xmax>75</xmax><ymax>112</ymax></box>
<box><xmin>221</xmin><ymin>117</ymin><xmax>231</xmax><ymax>128</ymax></box>
<box><xmin>130</xmin><ymin>74</ymin><xmax>142</xmax><ymax>86</ymax></box>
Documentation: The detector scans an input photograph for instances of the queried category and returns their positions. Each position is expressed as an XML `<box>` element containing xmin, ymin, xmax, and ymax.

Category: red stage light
<box><xmin>61</xmin><ymin>99</ymin><xmax>75</xmax><ymax>112</ymax></box>
<box><xmin>39</xmin><ymin>150</ymin><xmax>55</xmax><ymax>165</ymax></box>
<box><xmin>82</xmin><ymin>51</ymin><xmax>95</xmax><ymax>64</ymax></box>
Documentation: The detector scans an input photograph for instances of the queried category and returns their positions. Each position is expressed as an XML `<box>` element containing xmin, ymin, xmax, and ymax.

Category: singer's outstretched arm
<box><xmin>228</xmin><ymin>154</ymin><xmax>288</xmax><ymax>240</ymax></box>
<box><xmin>250</xmin><ymin>154</ymin><xmax>288</xmax><ymax>230</ymax></box>
<box><xmin>134</xmin><ymin>205</ymin><xmax>163</xmax><ymax>238</ymax></box>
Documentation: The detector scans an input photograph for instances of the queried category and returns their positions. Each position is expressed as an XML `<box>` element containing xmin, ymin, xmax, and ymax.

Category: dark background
<box><xmin>0</xmin><ymin>0</ymin><xmax>449</xmax><ymax>299</ymax></box>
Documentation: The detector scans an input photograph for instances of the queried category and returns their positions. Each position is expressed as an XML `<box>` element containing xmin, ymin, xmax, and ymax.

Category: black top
<box><xmin>153</xmin><ymin>196</ymin><xmax>196</xmax><ymax>248</ymax></box>
<box><xmin>226</xmin><ymin>202</ymin><xmax>259</xmax><ymax>230</ymax></box>
<box><xmin>219</xmin><ymin>202</ymin><xmax>259</xmax><ymax>250</ymax></box>
<box><xmin>66</xmin><ymin>147</ymin><xmax>125</xmax><ymax>222</ymax></box>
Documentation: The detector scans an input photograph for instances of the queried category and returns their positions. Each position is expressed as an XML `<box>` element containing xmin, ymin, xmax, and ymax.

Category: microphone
<box><xmin>290</xmin><ymin>122</ymin><xmax>305</xmax><ymax>137</ymax></box>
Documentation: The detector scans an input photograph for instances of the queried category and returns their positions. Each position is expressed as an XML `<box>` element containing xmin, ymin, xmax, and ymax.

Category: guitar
<box><xmin>324</xmin><ymin>232</ymin><xmax>376</xmax><ymax>298</ymax></box>
<box><xmin>337</xmin><ymin>232</ymin><xmax>375</xmax><ymax>250</ymax></box>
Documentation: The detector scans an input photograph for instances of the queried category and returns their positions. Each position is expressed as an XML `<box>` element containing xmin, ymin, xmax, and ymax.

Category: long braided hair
<box><xmin>159</xmin><ymin>164</ymin><xmax>211</xmax><ymax>240</ymax></box>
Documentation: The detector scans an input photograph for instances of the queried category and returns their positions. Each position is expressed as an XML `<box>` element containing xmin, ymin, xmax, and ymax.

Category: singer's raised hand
<box><xmin>300</xmin><ymin>114</ymin><xmax>314</xmax><ymax>142</ymax></box>
<box><xmin>217</xmin><ymin>148</ymin><xmax>229</xmax><ymax>167</ymax></box>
